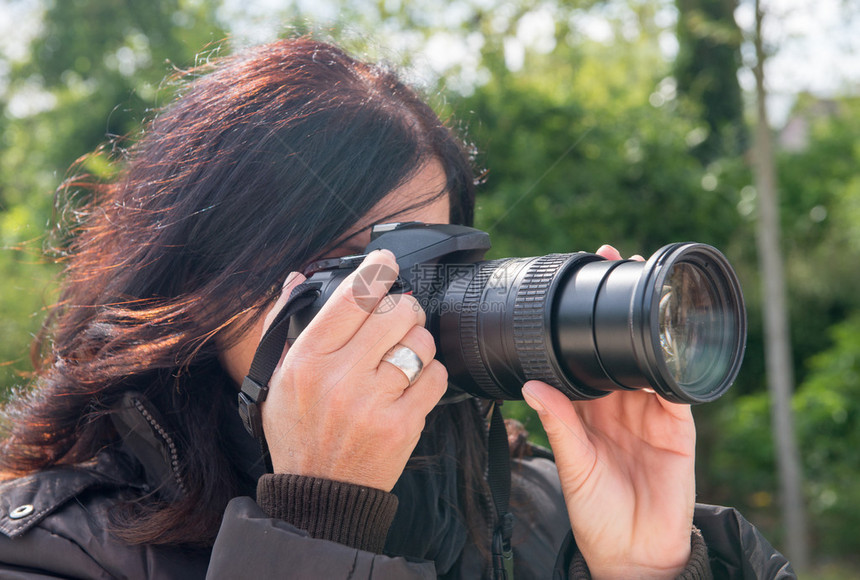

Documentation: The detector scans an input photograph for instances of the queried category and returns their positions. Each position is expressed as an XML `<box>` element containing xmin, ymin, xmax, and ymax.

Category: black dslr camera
<box><xmin>292</xmin><ymin>222</ymin><xmax>746</xmax><ymax>404</ymax></box>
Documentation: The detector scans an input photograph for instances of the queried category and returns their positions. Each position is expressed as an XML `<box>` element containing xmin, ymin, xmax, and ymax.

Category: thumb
<box><xmin>522</xmin><ymin>381</ymin><xmax>598</xmax><ymax>489</ymax></box>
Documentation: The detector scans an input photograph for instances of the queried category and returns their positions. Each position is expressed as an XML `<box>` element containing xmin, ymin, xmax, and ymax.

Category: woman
<box><xmin>0</xmin><ymin>37</ymin><xmax>791</xmax><ymax>578</ymax></box>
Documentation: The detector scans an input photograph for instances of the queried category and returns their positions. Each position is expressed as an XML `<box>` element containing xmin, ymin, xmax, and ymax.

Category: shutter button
<box><xmin>9</xmin><ymin>504</ymin><xmax>34</xmax><ymax>519</ymax></box>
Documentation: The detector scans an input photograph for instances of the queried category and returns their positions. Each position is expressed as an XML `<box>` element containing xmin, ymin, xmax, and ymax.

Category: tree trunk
<box><xmin>752</xmin><ymin>0</ymin><xmax>810</xmax><ymax>570</ymax></box>
<box><xmin>674</xmin><ymin>0</ymin><xmax>747</xmax><ymax>163</ymax></box>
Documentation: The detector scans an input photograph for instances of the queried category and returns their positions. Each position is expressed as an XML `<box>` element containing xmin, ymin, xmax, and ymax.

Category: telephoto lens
<box><xmin>434</xmin><ymin>243</ymin><xmax>746</xmax><ymax>404</ymax></box>
<box><xmin>294</xmin><ymin>224</ymin><xmax>747</xmax><ymax>405</ymax></box>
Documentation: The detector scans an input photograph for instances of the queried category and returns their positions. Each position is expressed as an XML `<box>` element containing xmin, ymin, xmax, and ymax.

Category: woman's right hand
<box><xmin>259</xmin><ymin>249</ymin><xmax>448</xmax><ymax>492</ymax></box>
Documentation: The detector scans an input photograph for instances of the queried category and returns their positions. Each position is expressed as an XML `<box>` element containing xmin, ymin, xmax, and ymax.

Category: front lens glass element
<box><xmin>658</xmin><ymin>262</ymin><xmax>723</xmax><ymax>387</ymax></box>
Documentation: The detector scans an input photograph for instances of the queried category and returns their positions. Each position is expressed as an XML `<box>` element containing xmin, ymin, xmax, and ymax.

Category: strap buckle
<box><xmin>492</xmin><ymin>513</ymin><xmax>515</xmax><ymax>579</ymax></box>
<box><xmin>237</xmin><ymin>388</ymin><xmax>264</xmax><ymax>440</ymax></box>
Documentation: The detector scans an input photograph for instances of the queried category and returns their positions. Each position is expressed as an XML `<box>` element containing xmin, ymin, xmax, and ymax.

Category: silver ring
<box><xmin>381</xmin><ymin>344</ymin><xmax>424</xmax><ymax>386</ymax></box>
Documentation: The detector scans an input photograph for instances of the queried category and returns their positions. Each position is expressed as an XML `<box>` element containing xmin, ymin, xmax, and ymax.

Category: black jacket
<box><xmin>0</xmin><ymin>448</ymin><xmax>794</xmax><ymax>579</ymax></box>
<box><xmin>0</xmin><ymin>447</ymin><xmax>564</xmax><ymax>578</ymax></box>
<box><xmin>0</xmin><ymin>394</ymin><xmax>794</xmax><ymax>579</ymax></box>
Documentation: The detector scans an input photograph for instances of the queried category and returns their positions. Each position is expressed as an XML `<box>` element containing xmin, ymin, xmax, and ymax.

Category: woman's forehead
<box><xmin>335</xmin><ymin>161</ymin><xmax>451</xmax><ymax>251</ymax></box>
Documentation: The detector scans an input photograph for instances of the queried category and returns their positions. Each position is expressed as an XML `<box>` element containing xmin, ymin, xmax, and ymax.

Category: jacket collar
<box><xmin>0</xmin><ymin>390</ymin><xmax>186</xmax><ymax>540</ymax></box>
<box><xmin>0</xmin><ymin>451</ymin><xmax>141</xmax><ymax>539</ymax></box>
<box><xmin>110</xmin><ymin>391</ymin><xmax>187</xmax><ymax>501</ymax></box>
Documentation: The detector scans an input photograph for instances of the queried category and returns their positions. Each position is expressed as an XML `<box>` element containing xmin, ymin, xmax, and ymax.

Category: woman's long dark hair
<box><xmin>0</xmin><ymin>37</ymin><xmax>483</xmax><ymax>548</ymax></box>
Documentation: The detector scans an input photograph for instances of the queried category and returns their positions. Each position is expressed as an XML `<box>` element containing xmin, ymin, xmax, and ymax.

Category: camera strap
<box><xmin>237</xmin><ymin>282</ymin><xmax>321</xmax><ymax>470</ymax></box>
<box><xmin>487</xmin><ymin>401</ymin><xmax>515</xmax><ymax>579</ymax></box>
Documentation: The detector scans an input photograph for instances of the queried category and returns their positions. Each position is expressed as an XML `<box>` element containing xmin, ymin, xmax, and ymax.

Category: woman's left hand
<box><xmin>522</xmin><ymin>245</ymin><xmax>695</xmax><ymax>580</ymax></box>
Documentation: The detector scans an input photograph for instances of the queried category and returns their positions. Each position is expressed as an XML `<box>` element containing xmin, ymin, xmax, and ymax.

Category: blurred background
<box><xmin>1</xmin><ymin>0</ymin><xmax>858</xmax><ymax>576</ymax></box>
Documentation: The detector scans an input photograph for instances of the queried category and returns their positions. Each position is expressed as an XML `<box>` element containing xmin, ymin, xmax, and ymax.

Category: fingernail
<box><xmin>377</xmin><ymin>248</ymin><xmax>395</xmax><ymax>260</ymax></box>
<box><xmin>521</xmin><ymin>384</ymin><xmax>545</xmax><ymax>413</ymax></box>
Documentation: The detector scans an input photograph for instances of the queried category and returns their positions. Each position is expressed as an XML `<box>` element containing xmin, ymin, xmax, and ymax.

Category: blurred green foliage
<box><xmin>712</xmin><ymin>311</ymin><xmax>860</xmax><ymax>566</ymax></box>
<box><xmin>0</xmin><ymin>0</ymin><xmax>225</xmax><ymax>389</ymax></box>
<box><xmin>1</xmin><ymin>0</ymin><xmax>858</xmax><ymax>570</ymax></box>
<box><xmin>699</xmin><ymin>98</ymin><xmax>860</xmax><ymax>570</ymax></box>
<box><xmin>674</xmin><ymin>0</ymin><xmax>747</xmax><ymax>161</ymax></box>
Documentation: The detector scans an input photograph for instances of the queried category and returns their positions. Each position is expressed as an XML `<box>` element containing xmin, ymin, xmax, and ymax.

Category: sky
<box><xmin>735</xmin><ymin>0</ymin><xmax>860</xmax><ymax>124</ymax></box>
<box><xmin>1</xmin><ymin>0</ymin><xmax>859</xmax><ymax>126</ymax></box>
<box><xmin>217</xmin><ymin>0</ymin><xmax>860</xmax><ymax>126</ymax></box>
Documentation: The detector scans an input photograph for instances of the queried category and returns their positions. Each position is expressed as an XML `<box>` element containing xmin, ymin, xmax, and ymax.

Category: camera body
<box><xmin>291</xmin><ymin>222</ymin><xmax>747</xmax><ymax>404</ymax></box>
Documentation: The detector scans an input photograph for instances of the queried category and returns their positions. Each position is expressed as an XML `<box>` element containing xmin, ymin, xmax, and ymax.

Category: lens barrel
<box><xmin>297</xmin><ymin>227</ymin><xmax>747</xmax><ymax>405</ymax></box>
<box><xmin>432</xmin><ymin>243</ymin><xmax>746</xmax><ymax>404</ymax></box>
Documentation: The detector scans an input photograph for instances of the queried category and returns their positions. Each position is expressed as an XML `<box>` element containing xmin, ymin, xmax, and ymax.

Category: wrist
<box><xmin>572</xmin><ymin>527</ymin><xmax>709</xmax><ymax>580</ymax></box>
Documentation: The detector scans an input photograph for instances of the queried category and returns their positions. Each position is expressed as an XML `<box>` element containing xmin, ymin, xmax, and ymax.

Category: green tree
<box><xmin>674</xmin><ymin>0</ymin><xmax>747</xmax><ymax>162</ymax></box>
<box><xmin>0</xmin><ymin>0</ymin><xmax>225</xmax><ymax>394</ymax></box>
<box><xmin>794</xmin><ymin>313</ymin><xmax>860</xmax><ymax>559</ymax></box>
<box><xmin>707</xmin><ymin>95</ymin><xmax>860</xmax><ymax>564</ymax></box>
<box><xmin>712</xmin><ymin>310</ymin><xmax>860</xmax><ymax>563</ymax></box>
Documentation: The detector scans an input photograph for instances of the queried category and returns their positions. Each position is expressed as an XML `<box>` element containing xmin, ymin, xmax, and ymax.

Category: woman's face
<box><xmin>219</xmin><ymin>159</ymin><xmax>452</xmax><ymax>385</ymax></box>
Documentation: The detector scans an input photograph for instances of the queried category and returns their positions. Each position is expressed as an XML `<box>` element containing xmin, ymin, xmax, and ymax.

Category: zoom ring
<box><xmin>460</xmin><ymin>259</ymin><xmax>507</xmax><ymax>398</ymax></box>
<box><xmin>512</xmin><ymin>254</ymin><xmax>572</xmax><ymax>391</ymax></box>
